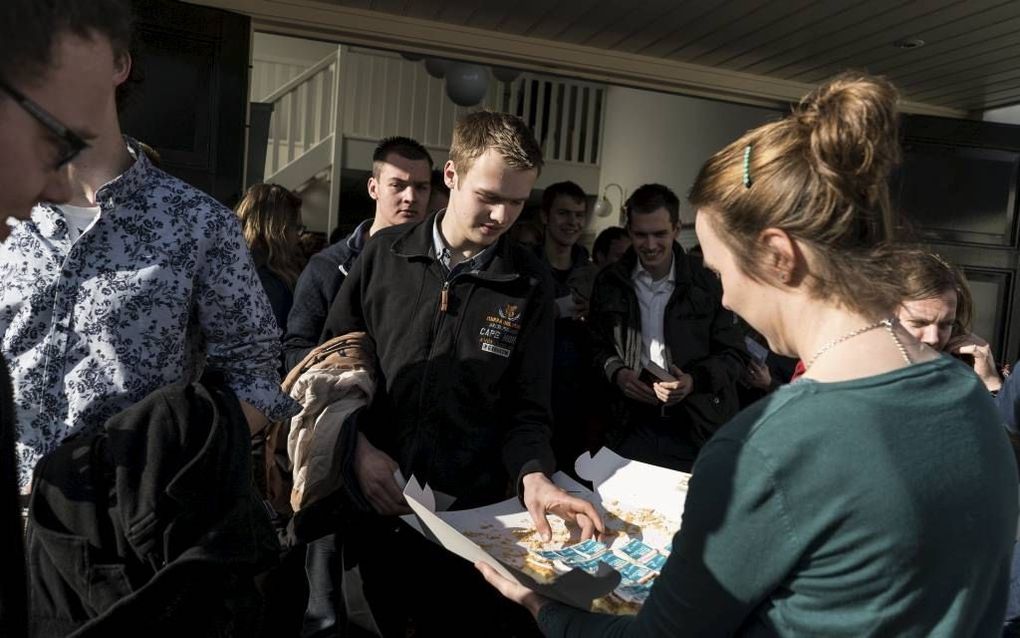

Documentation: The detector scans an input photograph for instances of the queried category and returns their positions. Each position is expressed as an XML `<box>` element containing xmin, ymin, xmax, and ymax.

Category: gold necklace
<box><xmin>806</xmin><ymin>318</ymin><xmax>911</xmax><ymax>370</ymax></box>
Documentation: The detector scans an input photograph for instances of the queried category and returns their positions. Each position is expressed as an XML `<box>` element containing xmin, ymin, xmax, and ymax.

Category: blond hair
<box><xmin>689</xmin><ymin>72</ymin><xmax>903</xmax><ymax>316</ymax></box>
<box><xmin>448</xmin><ymin>111</ymin><xmax>543</xmax><ymax>177</ymax></box>
<box><xmin>235</xmin><ymin>183</ymin><xmax>304</xmax><ymax>290</ymax></box>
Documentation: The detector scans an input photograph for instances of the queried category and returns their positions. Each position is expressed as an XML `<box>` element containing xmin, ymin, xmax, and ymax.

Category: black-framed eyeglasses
<box><xmin>0</xmin><ymin>79</ymin><xmax>88</xmax><ymax>169</ymax></box>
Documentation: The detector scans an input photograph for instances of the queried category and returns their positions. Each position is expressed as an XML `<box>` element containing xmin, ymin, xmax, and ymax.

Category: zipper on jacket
<box><xmin>416</xmin><ymin>276</ymin><xmax>455</xmax><ymax>458</ymax></box>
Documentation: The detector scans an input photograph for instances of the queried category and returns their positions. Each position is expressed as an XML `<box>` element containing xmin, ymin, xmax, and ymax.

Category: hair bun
<box><xmin>796</xmin><ymin>73</ymin><xmax>901</xmax><ymax>203</ymax></box>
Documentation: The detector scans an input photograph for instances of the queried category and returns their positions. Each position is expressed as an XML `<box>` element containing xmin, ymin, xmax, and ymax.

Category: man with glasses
<box><xmin>0</xmin><ymin>28</ymin><xmax>98</xmax><ymax>236</ymax></box>
<box><xmin>0</xmin><ymin>2</ymin><xmax>116</xmax><ymax>634</ymax></box>
<box><xmin>0</xmin><ymin>0</ymin><xmax>297</xmax><ymax>496</ymax></box>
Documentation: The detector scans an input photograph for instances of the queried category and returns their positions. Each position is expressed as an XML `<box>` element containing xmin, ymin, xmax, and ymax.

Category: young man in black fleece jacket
<box><xmin>283</xmin><ymin>136</ymin><xmax>432</xmax><ymax>372</ymax></box>
<box><xmin>320</xmin><ymin>112</ymin><xmax>603</xmax><ymax>636</ymax></box>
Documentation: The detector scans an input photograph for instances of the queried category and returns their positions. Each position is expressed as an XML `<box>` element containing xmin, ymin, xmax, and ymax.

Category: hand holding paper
<box><xmin>475</xmin><ymin>561</ymin><xmax>549</xmax><ymax>620</ymax></box>
<box><xmin>354</xmin><ymin>432</ymin><xmax>411</xmax><ymax>515</ymax></box>
<box><xmin>522</xmin><ymin>472</ymin><xmax>605</xmax><ymax>542</ymax></box>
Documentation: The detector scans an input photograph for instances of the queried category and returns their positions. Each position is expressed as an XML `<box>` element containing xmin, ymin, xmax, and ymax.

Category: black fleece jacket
<box><xmin>321</xmin><ymin>213</ymin><xmax>557</xmax><ymax>507</ymax></box>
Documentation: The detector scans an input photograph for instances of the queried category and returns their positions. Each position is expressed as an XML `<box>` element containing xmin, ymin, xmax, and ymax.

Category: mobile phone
<box><xmin>639</xmin><ymin>361</ymin><xmax>676</xmax><ymax>387</ymax></box>
<box><xmin>951</xmin><ymin>351</ymin><xmax>976</xmax><ymax>367</ymax></box>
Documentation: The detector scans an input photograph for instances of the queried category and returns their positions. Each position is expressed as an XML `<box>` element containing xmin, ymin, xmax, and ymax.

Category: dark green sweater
<box><xmin>539</xmin><ymin>356</ymin><xmax>1017</xmax><ymax>637</ymax></box>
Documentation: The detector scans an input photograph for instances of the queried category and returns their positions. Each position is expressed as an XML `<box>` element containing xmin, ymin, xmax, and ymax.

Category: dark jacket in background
<box><xmin>27</xmin><ymin>374</ymin><xmax>278</xmax><ymax>638</ymax></box>
<box><xmin>542</xmin><ymin>243</ymin><xmax>595</xmax><ymax>297</ymax></box>
<box><xmin>256</xmin><ymin>265</ymin><xmax>294</xmax><ymax>335</ymax></box>
<box><xmin>589</xmin><ymin>243</ymin><xmax>748</xmax><ymax>446</ymax></box>
<box><xmin>0</xmin><ymin>357</ymin><xmax>26</xmax><ymax>638</ymax></box>
<box><xmin>283</xmin><ymin>220</ymin><xmax>370</xmax><ymax>371</ymax></box>
<box><xmin>537</xmin><ymin>243</ymin><xmax>602</xmax><ymax>467</ymax></box>
<box><xmin>321</xmin><ymin>214</ymin><xmax>556</xmax><ymax>507</ymax></box>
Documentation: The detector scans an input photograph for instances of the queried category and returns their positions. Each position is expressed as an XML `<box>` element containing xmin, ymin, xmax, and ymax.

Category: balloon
<box><xmin>424</xmin><ymin>58</ymin><xmax>450</xmax><ymax>79</ymax></box>
<box><xmin>492</xmin><ymin>66</ymin><xmax>522</xmax><ymax>83</ymax></box>
<box><xmin>400</xmin><ymin>52</ymin><xmax>424</xmax><ymax>62</ymax></box>
<box><xmin>445</xmin><ymin>63</ymin><xmax>490</xmax><ymax>107</ymax></box>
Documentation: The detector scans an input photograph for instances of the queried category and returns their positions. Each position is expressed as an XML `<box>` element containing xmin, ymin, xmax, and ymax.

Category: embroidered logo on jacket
<box><xmin>479</xmin><ymin>303</ymin><xmax>522</xmax><ymax>358</ymax></box>
<box><xmin>497</xmin><ymin>303</ymin><xmax>521</xmax><ymax>323</ymax></box>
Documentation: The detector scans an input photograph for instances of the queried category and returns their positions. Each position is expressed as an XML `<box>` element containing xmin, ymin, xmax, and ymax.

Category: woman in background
<box><xmin>235</xmin><ymin>183</ymin><xmax>305</xmax><ymax>334</ymax></box>
<box><xmin>896</xmin><ymin>249</ymin><xmax>1003</xmax><ymax>394</ymax></box>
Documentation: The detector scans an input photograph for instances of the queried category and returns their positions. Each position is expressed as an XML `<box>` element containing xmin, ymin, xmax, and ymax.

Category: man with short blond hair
<box><xmin>320</xmin><ymin>111</ymin><xmax>602</xmax><ymax>635</ymax></box>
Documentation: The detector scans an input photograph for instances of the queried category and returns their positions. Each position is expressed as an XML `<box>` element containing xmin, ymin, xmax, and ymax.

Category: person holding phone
<box><xmin>895</xmin><ymin>249</ymin><xmax>1003</xmax><ymax>394</ymax></box>
<box><xmin>588</xmin><ymin>184</ymin><xmax>747</xmax><ymax>472</ymax></box>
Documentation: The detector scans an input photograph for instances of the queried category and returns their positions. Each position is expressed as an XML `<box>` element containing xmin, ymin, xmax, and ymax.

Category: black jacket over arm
<box><xmin>27</xmin><ymin>374</ymin><xmax>278</xmax><ymax>637</ymax></box>
<box><xmin>321</xmin><ymin>214</ymin><xmax>556</xmax><ymax>507</ymax></box>
<box><xmin>588</xmin><ymin>243</ymin><xmax>748</xmax><ymax>444</ymax></box>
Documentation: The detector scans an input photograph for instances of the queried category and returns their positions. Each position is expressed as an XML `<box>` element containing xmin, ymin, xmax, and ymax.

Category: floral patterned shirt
<box><xmin>0</xmin><ymin>138</ymin><xmax>299</xmax><ymax>489</ymax></box>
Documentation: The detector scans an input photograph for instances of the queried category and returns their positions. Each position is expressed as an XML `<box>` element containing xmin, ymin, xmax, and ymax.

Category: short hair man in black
<box><xmin>322</xmin><ymin>112</ymin><xmax>602</xmax><ymax>635</ymax></box>
<box><xmin>283</xmin><ymin>136</ymin><xmax>432</xmax><ymax>370</ymax></box>
<box><xmin>592</xmin><ymin>226</ymin><xmax>630</xmax><ymax>269</ymax></box>
<box><xmin>589</xmin><ymin>183</ymin><xmax>747</xmax><ymax>471</ymax></box>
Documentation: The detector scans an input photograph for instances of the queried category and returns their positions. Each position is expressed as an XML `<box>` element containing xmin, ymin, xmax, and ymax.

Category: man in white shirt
<box><xmin>588</xmin><ymin>184</ymin><xmax>747</xmax><ymax>471</ymax></box>
<box><xmin>0</xmin><ymin>1</ymin><xmax>297</xmax><ymax>492</ymax></box>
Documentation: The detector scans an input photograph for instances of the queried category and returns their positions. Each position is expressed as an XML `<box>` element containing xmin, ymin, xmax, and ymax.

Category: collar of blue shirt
<box><xmin>431</xmin><ymin>210</ymin><xmax>496</xmax><ymax>275</ymax></box>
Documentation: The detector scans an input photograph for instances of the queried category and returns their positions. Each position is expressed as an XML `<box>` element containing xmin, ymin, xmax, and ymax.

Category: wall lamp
<box><xmin>593</xmin><ymin>183</ymin><xmax>625</xmax><ymax>220</ymax></box>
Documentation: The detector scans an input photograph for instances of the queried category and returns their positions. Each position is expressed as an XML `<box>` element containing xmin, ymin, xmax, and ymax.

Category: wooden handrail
<box><xmin>262</xmin><ymin>49</ymin><xmax>338</xmax><ymax>104</ymax></box>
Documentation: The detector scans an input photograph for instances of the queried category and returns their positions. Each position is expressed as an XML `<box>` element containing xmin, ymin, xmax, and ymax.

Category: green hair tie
<box><xmin>743</xmin><ymin>144</ymin><xmax>753</xmax><ymax>188</ymax></box>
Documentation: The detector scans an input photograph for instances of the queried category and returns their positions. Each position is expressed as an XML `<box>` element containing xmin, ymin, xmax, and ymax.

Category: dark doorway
<box><xmin>122</xmin><ymin>0</ymin><xmax>251</xmax><ymax>207</ymax></box>
<box><xmin>895</xmin><ymin>115</ymin><xmax>1020</xmax><ymax>365</ymax></box>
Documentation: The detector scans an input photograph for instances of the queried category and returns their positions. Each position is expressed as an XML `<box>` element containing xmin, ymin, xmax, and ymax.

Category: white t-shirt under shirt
<box><xmin>60</xmin><ymin>204</ymin><xmax>101</xmax><ymax>242</ymax></box>
<box><xmin>631</xmin><ymin>255</ymin><xmax>675</xmax><ymax>370</ymax></box>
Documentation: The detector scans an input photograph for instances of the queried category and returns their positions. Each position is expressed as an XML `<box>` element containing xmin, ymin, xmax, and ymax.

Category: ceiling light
<box><xmin>893</xmin><ymin>38</ymin><xmax>926</xmax><ymax>50</ymax></box>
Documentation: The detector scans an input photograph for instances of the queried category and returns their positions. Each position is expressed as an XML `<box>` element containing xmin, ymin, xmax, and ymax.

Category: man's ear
<box><xmin>444</xmin><ymin>160</ymin><xmax>458</xmax><ymax>191</ymax></box>
<box><xmin>113</xmin><ymin>51</ymin><xmax>132</xmax><ymax>87</ymax></box>
<box><xmin>367</xmin><ymin>175</ymin><xmax>379</xmax><ymax>201</ymax></box>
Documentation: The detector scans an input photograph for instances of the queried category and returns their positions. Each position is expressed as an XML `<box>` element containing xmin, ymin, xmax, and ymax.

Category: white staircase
<box><xmin>254</xmin><ymin>45</ymin><xmax>608</xmax><ymax>235</ymax></box>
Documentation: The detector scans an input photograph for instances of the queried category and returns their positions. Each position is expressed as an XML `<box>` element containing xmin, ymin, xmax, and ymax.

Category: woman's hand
<box><xmin>475</xmin><ymin>561</ymin><xmax>550</xmax><ymax>620</ymax></box>
<box><xmin>947</xmin><ymin>333</ymin><xmax>1002</xmax><ymax>393</ymax></box>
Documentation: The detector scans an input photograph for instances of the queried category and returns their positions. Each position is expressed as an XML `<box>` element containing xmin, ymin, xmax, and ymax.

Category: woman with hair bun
<box><xmin>478</xmin><ymin>74</ymin><xmax>1017</xmax><ymax>636</ymax></box>
<box><xmin>235</xmin><ymin>183</ymin><xmax>305</xmax><ymax>333</ymax></box>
